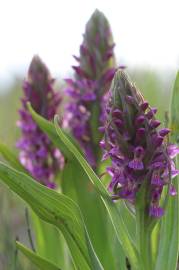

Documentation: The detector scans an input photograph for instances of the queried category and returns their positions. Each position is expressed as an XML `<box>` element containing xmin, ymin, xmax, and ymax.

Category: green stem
<box><xmin>136</xmin><ymin>208</ymin><xmax>153</xmax><ymax>270</ymax></box>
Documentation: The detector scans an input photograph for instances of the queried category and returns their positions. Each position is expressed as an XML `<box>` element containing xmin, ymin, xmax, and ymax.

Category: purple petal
<box><xmin>150</xmin><ymin>120</ymin><xmax>161</xmax><ymax>129</ymax></box>
<box><xmin>135</xmin><ymin>115</ymin><xmax>145</xmax><ymax>126</ymax></box>
<box><xmin>151</xmin><ymin>174</ymin><xmax>163</xmax><ymax>186</ymax></box>
<box><xmin>149</xmin><ymin>205</ymin><xmax>164</xmax><ymax>218</ymax></box>
<box><xmin>159</xmin><ymin>128</ymin><xmax>170</xmax><ymax>137</ymax></box>
<box><xmin>140</xmin><ymin>101</ymin><xmax>148</xmax><ymax>111</ymax></box>
<box><xmin>99</xmin><ymin>140</ymin><xmax>106</xmax><ymax>149</ymax></box>
<box><xmin>167</xmin><ymin>144</ymin><xmax>179</xmax><ymax>159</ymax></box>
<box><xmin>128</xmin><ymin>159</ymin><xmax>144</xmax><ymax>170</ymax></box>
<box><xmin>169</xmin><ymin>185</ymin><xmax>177</xmax><ymax>196</ymax></box>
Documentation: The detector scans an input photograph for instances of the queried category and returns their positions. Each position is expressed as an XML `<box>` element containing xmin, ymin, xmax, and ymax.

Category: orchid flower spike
<box><xmin>63</xmin><ymin>9</ymin><xmax>116</xmax><ymax>167</ymax></box>
<box><xmin>16</xmin><ymin>55</ymin><xmax>64</xmax><ymax>188</ymax></box>
<box><xmin>100</xmin><ymin>70</ymin><xmax>179</xmax><ymax>217</ymax></box>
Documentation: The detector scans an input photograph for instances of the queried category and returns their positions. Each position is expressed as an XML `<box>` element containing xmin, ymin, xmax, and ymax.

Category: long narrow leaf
<box><xmin>28</xmin><ymin>102</ymin><xmax>127</xmax><ymax>269</ymax></box>
<box><xmin>54</xmin><ymin>116</ymin><xmax>139</xmax><ymax>269</ymax></box>
<box><xmin>27</xmin><ymin>102</ymin><xmax>80</xmax><ymax>160</ymax></box>
<box><xmin>155</xmin><ymin>71</ymin><xmax>179</xmax><ymax>270</ymax></box>
<box><xmin>0</xmin><ymin>162</ymin><xmax>103</xmax><ymax>270</ymax></box>
<box><xmin>0</xmin><ymin>140</ymin><xmax>68</xmax><ymax>268</ymax></box>
<box><xmin>17</xmin><ymin>242</ymin><xmax>61</xmax><ymax>270</ymax></box>
<box><xmin>31</xmin><ymin>211</ymin><xmax>69</xmax><ymax>269</ymax></box>
<box><xmin>28</xmin><ymin>103</ymin><xmax>136</xmax><ymax>268</ymax></box>
<box><xmin>62</xmin><ymin>161</ymin><xmax>126</xmax><ymax>270</ymax></box>
<box><xmin>0</xmin><ymin>142</ymin><xmax>26</xmax><ymax>172</ymax></box>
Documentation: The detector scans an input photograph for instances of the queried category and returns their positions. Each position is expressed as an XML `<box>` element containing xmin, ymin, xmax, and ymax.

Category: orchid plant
<box><xmin>0</xmin><ymin>9</ymin><xmax>179</xmax><ymax>270</ymax></box>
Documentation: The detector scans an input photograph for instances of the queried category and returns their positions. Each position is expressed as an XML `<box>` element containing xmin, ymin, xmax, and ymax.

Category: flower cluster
<box><xmin>63</xmin><ymin>9</ymin><xmax>116</xmax><ymax>167</ymax></box>
<box><xmin>100</xmin><ymin>70</ymin><xmax>179</xmax><ymax>217</ymax></box>
<box><xmin>16</xmin><ymin>56</ymin><xmax>64</xmax><ymax>188</ymax></box>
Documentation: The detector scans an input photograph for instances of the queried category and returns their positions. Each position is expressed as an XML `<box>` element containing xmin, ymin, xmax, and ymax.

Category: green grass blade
<box><xmin>170</xmin><ymin>71</ymin><xmax>179</xmax><ymax>143</ymax></box>
<box><xmin>0</xmin><ymin>142</ymin><xmax>26</xmax><ymax>172</ymax></box>
<box><xmin>54</xmin><ymin>115</ymin><xmax>109</xmax><ymax>198</ymax></box>
<box><xmin>62</xmin><ymin>160</ymin><xmax>126</xmax><ymax>270</ymax></box>
<box><xmin>31</xmin><ymin>211</ymin><xmax>69</xmax><ymax>269</ymax></box>
<box><xmin>17</xmin><ymin>241</ymin><xmax>61</xmax><ymax>270</ymax></box>
<box><xmin>54</xmin><ymin>116</ymin><xmax>139</xmax><ymax>269</ymax></box>
<box><xmin>0</xmin><ymin>162</ymin><xmax>103</xmax><ymax>270</ymax></box>
<box><xmin>27</xmin><ymin>102</ymin><xmax>79</xmax><ymax>161</ymax></box>
<box><xmin>0</xmin><ymin>141</ymin><xmax>68</xmax><ymax>268</ymax></box>
<box><xmin>155</xmin><ymin>71</ymin><xmax>179</xmax><ymax>270</ymax></box>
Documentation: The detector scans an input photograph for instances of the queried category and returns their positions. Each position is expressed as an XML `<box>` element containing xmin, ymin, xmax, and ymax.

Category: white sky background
<box><xmin>0</xmin><ymin>0</ymin><xmax>179</xmax><ymax>86</ymax></box>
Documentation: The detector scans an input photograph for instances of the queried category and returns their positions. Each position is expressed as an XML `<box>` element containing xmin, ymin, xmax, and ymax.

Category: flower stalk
<box><xmin>136</xmin><ymin>182</ymin><xmax>153</xmax><ymax>270</ymax></box>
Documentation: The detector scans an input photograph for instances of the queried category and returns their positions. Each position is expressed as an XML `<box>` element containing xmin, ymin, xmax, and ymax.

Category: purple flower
<box><xmin>100</xmin><ymin>70</ymin><xmax>179</xmax><ymax>217</ymax></box>
<box><xmin>63</xmin><ymin>10</ymin><xmax>116</xmax><ymax>167</ymax></box>
<box><xmin>16</xmin><ymin>56</ymin><xmax>64</xmax><ymax>188</ymax></box>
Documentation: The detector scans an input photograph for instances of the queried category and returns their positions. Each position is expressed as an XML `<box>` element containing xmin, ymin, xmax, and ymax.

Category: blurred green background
<box><xmin>0</xmin><ymin>68</ymin><xmax>176</xmax><ymax>269</ymax></box>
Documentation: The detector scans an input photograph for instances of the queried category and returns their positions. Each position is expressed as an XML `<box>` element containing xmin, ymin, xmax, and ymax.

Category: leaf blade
<box><xmin>54</xmin><ymin>116</ymin><xmax>139</xmax><ymax>269</ymax></box>
<box><xmin>28</xmin><ymin>103</ymin><xmax>137</xmax><ymax>268</ymax></box>
<box><xmin>0</xmin><ymin>142</ymin><xmax>26</xmax><ymax>172</ymax></box>
<box><xmin>62</xmin><ymin>160</ymin><xmax>126</xmax><ymax>270</ymax></box>
<box><xmin>0</xmin><ymin>162</ymin><xmax>103</xmax><ymax>270</ymax></box>
<box><xmin>155</xmin><ymin>71</ymin><xmax>179</xmax><ymax>270</ymax></box>
<box><xmin>17</xmin><ymin>242</ymin><xmax>61</xmax><ymax>270</ymax></box>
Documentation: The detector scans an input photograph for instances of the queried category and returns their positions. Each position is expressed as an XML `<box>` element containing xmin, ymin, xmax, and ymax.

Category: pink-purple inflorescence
<box><xmin>100</xmin><ymin>70</ymin><xmax>179</xmax><ymax>217</ymax></box>
<box><xmin>63</xmin><ymin>10</ymin><xmax>116</xmax><ymax>167</ymax></box>
<box><xmin>16</xmin><ymin>56</ymin><xmax>64</xmax><ymax>188</ymax></box>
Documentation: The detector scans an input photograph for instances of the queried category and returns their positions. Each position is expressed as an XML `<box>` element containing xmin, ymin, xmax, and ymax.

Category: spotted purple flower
<box><xmin>100</xmin><ymin>70</ymin><xmax>179</xmax><ymax>217</ymax></box>
<box><xmin>16</xmin><ymin>56</ymin><xmax>64</xmax><ymax>188</ymax></box>
<box><xmin>63</xmin><ymin>10</ymin><xmax>116</xmax><ymax>167</ymax></box>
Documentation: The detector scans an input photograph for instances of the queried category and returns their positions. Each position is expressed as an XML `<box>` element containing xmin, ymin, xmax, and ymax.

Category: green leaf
<box><xmin>28</xmin><ymin>103</ymin><xmax>135</xmax><ymax>268</ymax></box>
<box><xmin>27</xmin><ymin>102</ymin><xmax>79</xmax><ymax>161</ymax></box>
<box><xmin>27</xmin><ymin>103</ymin><xmax>104</xmax><ymax>269</ymax></box>
<box><xmin>154</xmin><ymin>71</ymin><xmax>179</xmax><ymax>270</ymax></box>
<box><xmin>154</xmin><ymin>177</ymin><xmax>178</xmax><ymax>270</ymax></box>
<box><xmin>0</xmin><ymin>137</ymin><xmax>68</xmax><ymax>268</ymax></box>
<box><xmin>0</xmin><ymin>162</ymin><xmax>103</xmax><ymax>270</ymax></box>
<box><xmin>170</xmin><ymin>71</ymin><xmax>179</xmax><ymax>144</ymax></box>
<box><xmin>0</xmin><ymin>142</ymin><xmax>26</xmax><ymax>173</ymax></box>
<box><xmin>54</xmin><ymin>115</ymin><xmax>109</xmax><ymax>198</ymax></box>
<box><xmin>117</xmin><ymin>201</ymin><xmax>136</xmax><ymax>245</ymax></box>
<box><xmin>17</xmin><ymin>241</ymin><xmax>61</xmax><ymax>270</ymax></box>
<box><xmin>54</xmin><ymin>116</ymin><xmax>139</xmax><ymax>269</ymax></box>
<box><xmin>31</xmin><ymin>211</ymin><xmax>69</xmax><ymax>269</ymax></box>
<box><xmin>62</xmin><ymin>160</ymin><xmax>126</xmax><ymax>270</ymax></box>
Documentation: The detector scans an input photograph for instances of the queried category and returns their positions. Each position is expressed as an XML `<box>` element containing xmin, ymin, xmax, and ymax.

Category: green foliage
<box><xmin>28</xmin><ymin>103</ymin><xmax>127</xmax><ymax>269</ymax></box>
<box><xmin>0</xmin><ymin>162</ymin><xmax>103</xmax><ymax>270</ymax></box>
<box><xmin>54</xmin><ymin>115</ymin><xmax>139</xmax><ymax>269</ymax></box>
<box><xmin>0</xmin><ymin>142</ymin><xmax>26</xmax><ymax>173</ymax></box>
<box><xmin>31</xmin><ymin>212</ymin><xmax>68</xmax><ymax>269</ymax></box>
<box><xmin>142</xmin><ymin>71</ymin><xmax>179</xmax><ymax>270</ymax></box>
<box><xmin>62</xmin><ymin>160</ymin><xmax>126</xmax><ymax>270</ymax></box>
<box><xmin>153</xmin><ymin>71</ymin><xmax>179</xmax><ymax>270</ymax></box>
<box><xmin>17</xmin><ymin>242</ymin><xmax>61</xmax><ymax>270</ymax></box>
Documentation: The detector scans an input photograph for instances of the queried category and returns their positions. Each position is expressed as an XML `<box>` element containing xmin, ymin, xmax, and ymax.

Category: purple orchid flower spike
<box><xmin>63</xmin><ymin>9</ymin><xmax>116</xmax><ymax>168</ymax></box>
<box><xmin>16</xmin><ymin>55</ymin><xmax>64</xmax><ymax>188</ymax></box>
<box><xmin>100</xmin><ymin>70</ymin><xmax>179</xmax><ymax>217</ymax></box>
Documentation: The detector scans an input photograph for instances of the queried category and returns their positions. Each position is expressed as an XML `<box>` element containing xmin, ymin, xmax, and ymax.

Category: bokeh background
<box><xmin>0</xmin><ymin>0</ymin><xmax>179</xmax><ymax>269</ymax></box>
